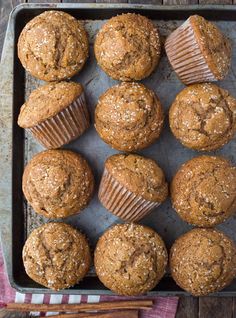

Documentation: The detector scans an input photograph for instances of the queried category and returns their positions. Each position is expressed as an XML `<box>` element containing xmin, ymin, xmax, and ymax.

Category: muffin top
<box><xmin>94</xmin><ymin>223</ymin><xmax>167</xmax><ymax>296</ymax></box>
<box><xmin>22</xmin><ymin>150</ymin><xmax>94</xmax><ymax>218</ymax></box>
<box><xmin>95</xmin><ymin>82</ymin><xmax>164</xmax><ymax>151</ymax></box>
<box><xmin>23</xmin><ymin>222</ymin><xmax>91</xmax><ymax>290</ymax></box>
<box><xmin>170</xmin><ymin>228</ymin><xmax>236</xmax><ymax>296</ymax></box>
<box><xmin>18</xmin><ymin>11</ymin><xmax>89</xmax><ymax>81</ymax></box>
<box><xmin>18</xmin><ymin>81</ymin><xmax>83</xmax><ymax>128</ymax></box>
<box><xmin>171</xmin><ymin>156</ymin><xmax>236</xmax><ymax>227</ymax></box>
<box><xmin>169</xmin><ymin>83</ymin><xmax>236</xmax><ymax>151</ymax></box>
<box><xmin>105</xmin><ymin>154</ymin><xmax>168</xmax><ymax>203</ymax></box>
<box><xmin>190</xmin><ymin>15</ymin><xmax>231</xmax><ymax>80</ymax></box>
<box><xmin>94</xmin><ymin>13</ymin><xmax>161</xmax><ymax>81</ymax></box>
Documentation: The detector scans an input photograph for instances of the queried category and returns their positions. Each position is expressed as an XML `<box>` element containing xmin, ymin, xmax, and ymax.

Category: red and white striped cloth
<box><xmin>0</xmin><ymin>248</ymin><xmax>178</xmax><ymax>318</ymax></box>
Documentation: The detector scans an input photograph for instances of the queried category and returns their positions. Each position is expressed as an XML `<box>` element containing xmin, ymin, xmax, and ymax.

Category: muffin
<box><xmin>22</xmin><ymin>150</ymin><xmax>94</xmax><ymax>218</ymax></box>
<box><xmin>94</xmin><ymin>223</ymin><xmax>167</xmax><ymax>295</ymax></box>
<box><xmin>170</xmin><ymin>228</ymin><xmax>236</xmax><ymax>296</ymax></box>
<box><xmin>18</xmin><ymin>10</ymin><xmax>89</xmax><ymax>81</ymax></box>
<box><xmin>98</xmin><ymin>154</ymin><xmax>168</xmax><ymax>222</ymax></box>
<box><xmin>23</xmin><ymin>222</ymin><xmax>91</xmax><ymax>290</ymax></box>
<box><xmin>94</xmin><ymin>13</ymin><xmax>161</xmax><ymax>81</ymax></box>
<box><xmin>171</xmin><ymin>156</ymin><xmax>236</xmax><ymax>227</ymax></box>
<box><xmin>95</xmin><ymin>82</ymin><xmax>164</xmax><ymax>151</ymax></box>
<box><xmin>18</xmin><ymin>81</ymin><xmax>90</xmax><ymax>149</ymax></box>
<box><xmin>169</xmin><ymin>83</ymin><xmax>236</xmax><ymax>151</ymax></box>
<box><xmin>165</xmin><ymin>15</ymin><xmax>231</xmax><ymax>85</ymax></box>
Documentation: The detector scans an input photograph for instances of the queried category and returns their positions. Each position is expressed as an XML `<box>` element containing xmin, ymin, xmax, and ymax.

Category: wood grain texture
<box><xmin>27</xmin><ymin>0</ymin><xmax>61</xmax><ymax>3</ymax></box>
<box><xmin>199</xmin><ymin>0</ymin><xmax>232</xmax><ymax>4</ymax></box>
<box><xmin>199</xmin><ymin>297</ymin><xmax>233</xmax><ymax>318</ymax></box>
<box><xmin>176</xmin><ymin>297</ymin><xmax>198</xmax><ymax>318</ymax></box>
<box><xmin>128</xmin><ymin>0</ymin><xmax>162</xmax><ymax>4</ymax></box>
<box><xmin>96</xmin><ymin>0</ymin><xmax>128</xmax><ymax>3</ymax></box>
<box><xmin>163</xmin><ymin>0</ymin><xmax>198</xmax><ymax>4</ymax></box>
<box><xmin>62</xmin><ymin>0</ymin><xmax>96</xmax><ymax>3</ymax></box>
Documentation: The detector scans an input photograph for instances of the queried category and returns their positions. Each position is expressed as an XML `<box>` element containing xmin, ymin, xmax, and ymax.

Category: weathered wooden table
<box><xmin>1</xmin><ymin>0</ymin><xmax>236</xmax><ymax>317</ymax></box>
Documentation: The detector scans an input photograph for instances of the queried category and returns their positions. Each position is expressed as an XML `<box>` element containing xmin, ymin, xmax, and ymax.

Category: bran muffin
<box><xmin>170</xmin><ymin>228</ymin><xmax>236</xmax><ymax>296</ymax></box>
<box><xmin>95</xmin><ymin>82</ymin><xmax>164</xmax><ymax>151</ymax></box>
<box><xmin>169</xmin><ymin>83</ymin><xmax>236</xmax><ymax>151</ymax></box>
<box><xmin>94</xmin><ymin>13</ymin><xmax>161</xmax><ymax>81</ymax></box>
<box><xmin>94</xmin><ymin>223</ymin><xmax>168</xmax><ymax>295</ymax></box>
<box><xmin>165</xmin><ymin>15</ymin><xmax>231</xmax><ymax>85</ymax></box>
<box><xmin>18</xmin><ymin>11</ymin><xmax>89</xmax><ymax>81</ymax></box>
<box><xmin>18</xmin><ymin>81</ymin><xmax>90</xmax><ymax>149</ymax></box>
<box><xmin>99</xmin><ymin>154</ymin><xmax>168</xmax><ymax>222</ymax></box>
<box><xmin>23</xmin><ymin>222</ymin><xmax>91</xmax><ymax>290</ymax></box>
<box><xmin>22</xmin><ymin>150</ymin><xmax>94</xmax><ymax>218</ymax></box>
<box><xmin>171</xmin><ymin>156</ymin><xmax>236</xmax><ymax>227</ymax></box>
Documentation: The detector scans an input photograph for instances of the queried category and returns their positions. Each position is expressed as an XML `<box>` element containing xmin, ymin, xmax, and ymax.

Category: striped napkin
<box><xmin>0</xmin><ymin>248</ymin><xmax>178</xmax><ymax>318</ymax></box>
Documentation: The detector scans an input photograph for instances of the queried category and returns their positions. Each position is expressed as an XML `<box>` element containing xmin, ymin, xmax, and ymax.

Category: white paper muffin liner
<box><xmin>28</xmin><ymin>93</ymin><xmax>89</xmax><ymax>149</ymax></box>
<box><xmin>98</xmin><ymin>168</ymin><xmax>160</xmax><ymax>222</ymax></box>
<box><xmin>165</xmin><ymin>18</ymin><xmax>217</xmax><ymax>85</ymax></box>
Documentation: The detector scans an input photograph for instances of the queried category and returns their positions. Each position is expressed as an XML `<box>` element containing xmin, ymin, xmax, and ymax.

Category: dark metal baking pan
<box><xmin>0</xmin><ymin>3</ymin><xmax>236</xmax><ymax>295</ymax></box>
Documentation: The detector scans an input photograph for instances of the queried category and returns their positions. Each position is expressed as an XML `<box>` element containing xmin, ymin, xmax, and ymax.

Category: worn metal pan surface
<box><xmin>0</xmin><ymin>3</ymin><xmax>236</xmax><ymax>295</ymax></box>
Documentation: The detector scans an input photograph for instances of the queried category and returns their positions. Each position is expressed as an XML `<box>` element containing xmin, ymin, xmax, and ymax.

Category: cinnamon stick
<box><xmin>6</xmin><ymin>300</ymin><xmax>153</xmax><ymax>312</ymax></box>
<box><xmin>40</xmin><ymin>310</ymin><xmax>139</xmax><ymax>318</ymax></box>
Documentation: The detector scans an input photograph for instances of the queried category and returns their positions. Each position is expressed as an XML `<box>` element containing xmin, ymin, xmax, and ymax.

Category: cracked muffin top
<box><xmin>171</xmin><ymin>156</ymin><xmax>236</xmax><ymax>227</ymax></box>
<box><xmin>22</xmin><ymin>150</ymin><xmax>94</xmax><ymax>218</ymax></box>
<box><xmin>170</xmin><ymin>228</ymin><xmax>236</xmax><ymax>296</ymax></box>
<box><xmin>104</xmin><ymin>153</ymin><xmax>168</xmax><ymax>203</ymax></box>
<box><xmin>95</xmin><ymin>82</ymin><xmax>164</xmax><ymax>151</ymax></box>
<box><xmin>169</xmin><ymin>83</ymin><xmax>236</xmax><ymax>151</ymax></box>
<box><xmin>18</xmin><ymin>11</ymin><xmax>89</xmax><ymax>81</ymax></box>
<box><xmin>18</xmin><ymin>81</ymin><xmax>83</xmax><ymax>128</ymax></box>
<box><xmin>190</xmin><ymin>15</ymin><xmax>231</xmax><ymax>80</ymax></box>
<box><xmin>23</xmin><ymin>222</ymin><xmax>91</xmax><ymax>290</ymax></box>
<box><xmin>94</xmin><ymin>223</ymin><xmax>167</xmax><ymax>295</ymax></box>
<box><xmin>94</xmin><ymin>13</ymin><xmax>161</xmax><ymax>81</ymax></box>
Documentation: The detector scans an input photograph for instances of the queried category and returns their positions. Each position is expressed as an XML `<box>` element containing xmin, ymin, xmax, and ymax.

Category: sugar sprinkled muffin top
<box><xmin>95</xmin><ymin>82</ymin><xmax>164</xmax><ymax>151</ymax></box>
<box><xmin>169</xmin><ymin>83</ymin><xmax>236</xmax><ymax>151</ymax></box>
<box><xmin>18</xmin><ymin>81</ymin><xmax>83</xmax><ymax>128</ymax></box>
<box><xmin>105</xmin><ymin>153</ymin><xmax>168</xmax><ymax>203</ymax></box>
<box><xmin>190</xmin><ymin>15</ymin><xmax>231</xmax><ymax>80</ymax></box>
<box><xmin>170</xmin><ymin>228</ymin><xmax>236</xmax><ymax>296</ymax></box>
<box><xmin>94</xmin><ymin>13</ymin><xmax>161</xmax><ymax>81</ymax></box>
<box><xmin>22</xmin><ymin>150</ymin><xmax>94</xmax><ymax>218</ymax></box>
<box><xmin>94</xmin><ymin>223</ymin><xmax>167</xmax><ymax>296</ymax></box>
<box><xmin>23</xmin><ymin>222</ymin><xmax>91</xmax><ymax>290</ymax></box>
<box><xmin>18</xmin><ymin>11</ymin><xmax>89</xmax><ymax>81</ymax></box>
<box><xmin>171</xmin><ymin>156</ymin><xmax>236</xmax><ymax>227</ymax></box>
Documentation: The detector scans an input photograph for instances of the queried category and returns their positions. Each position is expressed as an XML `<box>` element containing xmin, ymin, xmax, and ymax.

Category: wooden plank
<box><xmin>199</xmin><ymin>297</ymin><xmax>233</xmax><ymax>318</ymax></box>
<box><xmin>27</xmin><ymin>0</ymin><xmax>61</xmax><ymax>3</ymax></box>
<box><xmin>62</xmin><ymin>0</ymin><xmax>95</xmax><ymax>2</ymax></box>
<box><xmin>199</xmin><ymin>0</ymin><xmax>232</xmax><ymax>3</ymax></box>
<box><xmin>128</xmin><ymin>0</ymin><xmax>162</xmax><ymax>4</ymax></box>
<box><xmin>163</xmin><ymin>0</ymin><xmax>197</xmax><ymax>4</ymax></box>
<box><xmin>96</xmin><ymin>0</ymin><xmax>128</xmax><ymax>3</ymax></box>
<box><xmin>176</xmin><ymin>297</ymin><xmax>198</xmax><ymax>318</ymax></box>
<box><xmin>0</xmin><ymin>0</ymin><xmax>25</xmax><ymax>60</ymax></box>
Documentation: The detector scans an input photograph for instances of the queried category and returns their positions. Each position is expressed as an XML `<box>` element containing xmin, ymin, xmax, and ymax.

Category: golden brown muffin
<box><xmin>94</xmin><ymin>223</ymin><xmax>167</xmax><ymax>295</ymax></box>
<box><xmin>18</xmin><ymin>11</ymin><xmax>89</xmax><ymax>81</ymax></box>
<box><xmin>99</xmin><ymin>154</ymin><xmax>168</xmax><ymax>222</ymax></box>
<box><xmin>94</xmin><ymin>13</ymin><xmax>161</xmax><ymax>81</ymax></box>
<box><xmin>170</xmin><ymin>228</ymin><xmax>236</xmax><ymax>296</ymax></box>
<box><xmin>165</xmin><ymin>15</ymin><xmax>231</xmax><ymax>85</ymax></box>
<box><xmin>22</xmin><ymin>150</ymin><xmax>94</xmax><ymax>218</ymax></box>
<box><xmin>171</xmin><ymin>156</ymin><xmax>236</xmax><ymax>227</ymax></box>
<box><xmin>95</xmin><ymin>82</ymin><xmax>164</xmax><ymax>151</ymax></box>
<box><xmin>169</xmin><ymin>83</ymin><xmax>236</xmax><ymax>151</ymax></box>
<box><xmin>23</xmin><ymin>222</ymin><xmax>91</xmax><ymax>290</ymax></box>
<box><xmin>17</xmin><ymin>81</ymin><xmax>90</xmax><ymax>149</ymax></box>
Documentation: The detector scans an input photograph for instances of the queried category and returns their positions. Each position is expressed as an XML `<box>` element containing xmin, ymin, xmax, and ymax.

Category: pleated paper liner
<box><xmin>165</xmin><ymin>18</ymin><xmax>217</xmax><ymax>85</ymax></box>
<box><xmin>98</xmin><ymin>168</ymin><xmax>160</xmax><ymax>222</ymax></box>
<box><xmin>28</xmin><ymin>93</ymin><xmax>90</xmax><ymax>149</ymax></box>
